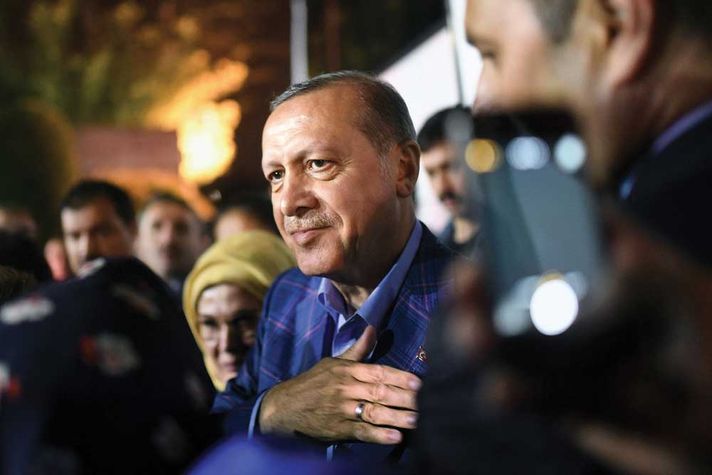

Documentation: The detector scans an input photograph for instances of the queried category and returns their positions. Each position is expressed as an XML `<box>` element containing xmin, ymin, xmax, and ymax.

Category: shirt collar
<box><xmin>651</xmin><ymin>99</ymin><xmax>712</xmax><ymax>156</ymax></box>
<box><xmin>619</xmin><ymin>99</ymin><xmax>712</xmax><ymax>199</ymax></box>
<box><xmin>317</xmin><ymin>221</ymin><xmax>422</xmax><ymax>328</ymax></box>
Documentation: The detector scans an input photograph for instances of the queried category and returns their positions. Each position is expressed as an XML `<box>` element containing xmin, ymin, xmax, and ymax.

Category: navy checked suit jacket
<box><xmin>213</xmin><ymin>225</ymin><xmax>454</xmax><ymax>458</ymax></box>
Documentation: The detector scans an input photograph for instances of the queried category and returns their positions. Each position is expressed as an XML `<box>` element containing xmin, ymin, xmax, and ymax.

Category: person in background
<box><xmin>135</xmin><ymin>192</ymin><xmax>209</xmax><ymax>294</ymax></box>
<box><xmin>183</xmin><ymin>230</ymin><xmax>295</xmax><ymax>390</ymax></box>
<box><xmin>0</xmin><ymin>203</ymin><xmax>38</xmax><ymax>240</ymax></box>
<box><xmin>0</xmin><ymin>265</ymin><xmax>37</xmax><ymax>307</ymax></box>
<box><xmin>0</xmin><ymin>230</ymin><xmax>52</xmax><ymax>285</ymax></box>
<box><xmin>417</xmin><ymin>106</ymin><xmax>480</xmax><ymax>256</ymax></box>
<box><xmin>0</xmin><ymin>256</ymin><xmax>220</xmax><ymax>474</ymax></box>
<box><xmin>0</xmin><ymin>230</ymin><xmax>51</xmax><ymax>304</ymax></box>
<box><xmin>213</xmin><ymin>193</ymin><xmax>278</xmax><ymax>241</ymax></box>
<box><xmin>59</xmin><ymin>179</ymin><xmax>136</xmax><ymax>276</ymax></box>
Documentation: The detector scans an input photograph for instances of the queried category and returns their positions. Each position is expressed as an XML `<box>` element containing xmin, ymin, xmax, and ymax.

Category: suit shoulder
<box><xmin>264</xmin><ymin>267</ymin><xmax>321</xmax><ymax>305</ymax></box>
<box><xmin>419</xmin><ymin>224</ymin><xmax>457</xmax><ymax>268</ymax></box>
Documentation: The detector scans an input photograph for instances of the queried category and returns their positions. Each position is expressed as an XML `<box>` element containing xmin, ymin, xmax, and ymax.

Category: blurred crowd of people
<box><xmin>1</xmin><ymin>0</ymin><xmax>712</xmax><ymax>473</ymax></box>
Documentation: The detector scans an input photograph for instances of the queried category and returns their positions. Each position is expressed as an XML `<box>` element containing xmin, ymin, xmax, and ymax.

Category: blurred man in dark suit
<box><xmin>412</xmin><ymin>1</ymin><xmax>712</xmax><ymax>473</ymax></box>
<box><xmin>467</xmin><ymin>0</ymin><xmax>712</xmax><ymax>266</ymax></box>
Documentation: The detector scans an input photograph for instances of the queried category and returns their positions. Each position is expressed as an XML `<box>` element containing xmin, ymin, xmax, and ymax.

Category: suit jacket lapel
<box><xmin>290</xmin><ymin>282</ymin><xmax>329</xmax><ymax>377</ymax></box>
<box><xmin>372</xmin><ymin>227</ymin><xmax>451</xmax><ymax>377</ymax></box>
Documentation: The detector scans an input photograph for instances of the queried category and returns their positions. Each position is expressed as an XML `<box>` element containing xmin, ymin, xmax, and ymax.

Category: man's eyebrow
<box><xmin>262</xmin><ymin>158</ymin><xmax>283</xmax><ymax>171</ymax></box>
<box><xmin>262</xmin><ymin>145</ymin><xmax>340</xmax><ymax>170</ymax></box>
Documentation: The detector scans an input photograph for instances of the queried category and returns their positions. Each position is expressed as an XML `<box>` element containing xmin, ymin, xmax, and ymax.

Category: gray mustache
<box><xmin>283</xmin><ymin>214</ymin><xmax>338</xmax><ymax>234</ymax></box>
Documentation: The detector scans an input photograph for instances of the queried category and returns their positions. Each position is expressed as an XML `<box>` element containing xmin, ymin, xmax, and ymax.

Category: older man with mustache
<box><xmin>213</xmin><ymin>71</ymin><xmax>454</xmax><ymax>464</ymax></box>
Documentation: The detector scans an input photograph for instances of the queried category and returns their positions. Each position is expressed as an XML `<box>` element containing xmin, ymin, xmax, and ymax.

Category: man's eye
<box><xmin>307</xmin><ymin>159</ymin><xmax>334</xmax><ymax>173</ymax></box>
<box><xmin>268</xmin><ymin>170</ymin><xmax>284</xmax><ymax>183</ymax></box>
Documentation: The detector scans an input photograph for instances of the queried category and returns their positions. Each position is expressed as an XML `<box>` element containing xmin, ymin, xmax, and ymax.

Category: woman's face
<box><xmin>196</xmin><ymin>283</ymin><xmax>261</xmax><ymax>385</ymax></box>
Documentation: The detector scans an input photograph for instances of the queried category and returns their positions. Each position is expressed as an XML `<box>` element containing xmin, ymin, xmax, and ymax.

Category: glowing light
<box><xmin>554</xmin><ymin>134</ymin><xmax>587</xmax><ymax>173</ymax></box>
<box><xmin>146</xmin><ymin>58</ymin><xmax>249</xmax><ymax>184</ymax></box>
<box><xmin>529</xmin><ymin>276</ymin><xmax>579</xmax><ymax>336</ymax></box>
<box><xmin>177</xmin><ymin>101</ymin><xmax>241</xmax><ymax>184</ymax></box>
<box><xmin>506</xmin><ymin>136</ymin><xmax>549</xmax><ymax>170</ymax></box>
<box><xmin>465</xmin><ymin>139</ymin><xmax>501</xmax><ymax>173</ymax></box>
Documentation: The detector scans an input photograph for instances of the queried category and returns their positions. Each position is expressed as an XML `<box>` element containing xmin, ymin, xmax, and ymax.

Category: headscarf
<box><xmin>183</xmin><ymin>230</ymin><xmax>295</xmax><ymax>390</ymax></box>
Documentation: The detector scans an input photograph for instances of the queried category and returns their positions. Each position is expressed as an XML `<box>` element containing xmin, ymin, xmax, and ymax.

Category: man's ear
<box><xmin>592</xmin><ymin>0</ymin><xmax>656</xmax><ymax>87</ymax></box>
<box><xmin>394</xmin><ymin>140</ymin><xmax>420</xmax><ymax>198</ymax></box>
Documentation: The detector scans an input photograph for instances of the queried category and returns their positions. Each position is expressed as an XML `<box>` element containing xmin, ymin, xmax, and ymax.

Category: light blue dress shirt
<box><xmin>248</xmin><ymin>221</ymin><xmax>424</xmax><ymax>446</ymax></box>
<box><xmin>317</xmin><ymin>221</ymin><xmax>423</xmax><ymax>357</ymax></box>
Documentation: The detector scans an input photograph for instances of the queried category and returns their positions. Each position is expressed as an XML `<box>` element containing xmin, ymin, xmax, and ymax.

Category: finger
<box><xmin>339</xmin><ymin>325</ymin><xmax>377</xmax><ymax>362</ymax></box>
<box><xmin>350</xmin><ymin>363</ymin><xmax>422</xmax><ymax>391</ymax></box>
<box><xmin>351</xmin><ymin>423</ymin><xmax>403</xmax><ymax>445</ymax></box>
<box><xmin>356</xmin><ymin>401</ymin><xmax>418</xmax><ymax>430</ymax></box>
<box><xmin>349</xmin><ymin>381</ymin><xmax>418</xmax><ymax>410</ymax></box>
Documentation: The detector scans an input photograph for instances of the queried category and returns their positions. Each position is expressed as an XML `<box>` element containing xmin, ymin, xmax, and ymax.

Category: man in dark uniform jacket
<box><xmin>0</xmin><ymin>257</ymin><xmax>219</xmax><ymax>474</ymax></box>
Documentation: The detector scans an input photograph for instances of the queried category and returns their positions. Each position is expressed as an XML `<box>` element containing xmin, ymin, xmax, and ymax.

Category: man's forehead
<box><xmin>421</xmin><ymin>141</ymin><xmax>458</xmax><ymax>163</ymax></box>
<box><xmin>143</xmin><ymin>201</ymin><xmax>192</xmax><ymax>220</ymax></box>
<box><xmin>466</xmin><ymin>0</ymin><xmax>536</xmax><ymax>44</ymax></box>
<box><xmin>262</xmin><ymin>88</ymin><xmax>362</xmax><ymax>164</ymax></box>
<box><xmin>61</xmin><ymin>200</ymin><xmax>119</xmax><ymax>226</ymax></box>
<box><xmin>268</xmin><ymin>86</ymin><xmax>358</xmax><ymax>127</ymax></box>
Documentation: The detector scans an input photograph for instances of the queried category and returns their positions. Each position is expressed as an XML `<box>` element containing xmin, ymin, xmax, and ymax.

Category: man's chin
<box><xmin>444</xmin><ymin>203</ymin><xmax>463</xmax><ymax>216</ymax></box>
<box><xmin>294</xmin><ymin>254</ymin><xmax>342</xmax><ymax>278</ymax></box>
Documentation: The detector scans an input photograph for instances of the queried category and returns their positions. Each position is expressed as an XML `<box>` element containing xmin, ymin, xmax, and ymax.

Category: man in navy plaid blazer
<box><xmin>213</xmin><ymin>71</ymin><xmax>455</xmax><ymax>463</ymax></box>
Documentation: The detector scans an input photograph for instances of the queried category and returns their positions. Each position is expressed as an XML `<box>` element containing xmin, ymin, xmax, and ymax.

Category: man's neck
<box><xmin>331</xmin><ymin>214</ymin><xmax>417</xmax><ymax>309</ymax></box>
<box><xmin>452</xmin><ymin>217</ymin><xmax>478</xmax><ymax>245</ymax></box>
<box><xmin>332</xmin><ymin>283</ymin><xmax>371</xmax><ymax>311</ymax></box>
<box><xmin>584</xmin><ymin>41</ymin><xmax>712</xmax><ymax>187</ymax></box>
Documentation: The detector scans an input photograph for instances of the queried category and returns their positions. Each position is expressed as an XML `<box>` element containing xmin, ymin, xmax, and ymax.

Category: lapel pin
<box><xmin>416</xmin><ymin>346</ymin><xmax>427</xmax><ymax>362</ymax></box>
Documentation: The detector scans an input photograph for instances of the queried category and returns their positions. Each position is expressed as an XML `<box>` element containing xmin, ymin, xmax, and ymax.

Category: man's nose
<box><xmin>156</xmin><ymin>224</ymin><xmax>177</xmax><ymax>246</ymax></box>
<box><xmin>473</xmin><ymin>70</ymin><xmax>499</xmax><ymax>113</ymax></box>
<box><xmin>279</xmin><ymin>174</ymin><xmax>318</xmax><ymax>217</ymax></box>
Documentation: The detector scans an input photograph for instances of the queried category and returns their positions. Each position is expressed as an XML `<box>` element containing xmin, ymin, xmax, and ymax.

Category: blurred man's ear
<box><xmin>589</xmin><ymin>0</ymin><xmax>656</xmax><ymax>87</ymax></box>
<box><xmin>394</xmin><ymin>140</ymin><xmax>420</xmax><ymax>198</ymax></box>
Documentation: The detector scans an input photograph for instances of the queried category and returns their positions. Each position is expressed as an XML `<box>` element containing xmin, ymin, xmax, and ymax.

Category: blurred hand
<box><xmin>258</xmin><ymin>326</ymin><xmax>421</xmax><ymax>444</ymax></box>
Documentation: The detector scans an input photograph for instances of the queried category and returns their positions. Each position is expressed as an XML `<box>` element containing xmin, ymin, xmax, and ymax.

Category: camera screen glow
<box><xmin>554</xmin><ymin>134</ymin><xmax>587</xmax><ymax>173</ymax></box>
<box><xmin>529</xmin><ymin>278</ymin><xmax>579</xmax><ymax>335</ymax></box>
<box><xmin>506</xmin><ymin>136</ymin><xmax>549</xmax><ymax>170</ymax></box>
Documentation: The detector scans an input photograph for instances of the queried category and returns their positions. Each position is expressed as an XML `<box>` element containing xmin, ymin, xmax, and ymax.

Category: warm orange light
<box><xmin>177</xmin><ymin>100</ymin><xmax>241</xmax><ymax>184</ymax></box>
<box><xmin>146</xmin><ymin>58</ymin><xmax>249</xmax><ymax>184</ymax></box>
<box><xmin>466</xmin><ymin>139</ymin><xmax>501</xmax><ymax>173</ymax></box>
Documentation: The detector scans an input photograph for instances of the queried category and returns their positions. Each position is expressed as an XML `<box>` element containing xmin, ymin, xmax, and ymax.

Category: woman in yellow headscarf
<box><xmin>183</xmin><ymin>230</ymin><xmax>294</xmax><ymax>391</ymax></box>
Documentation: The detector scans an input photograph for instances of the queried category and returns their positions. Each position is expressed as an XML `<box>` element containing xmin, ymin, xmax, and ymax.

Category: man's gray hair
<box><xmin>270</xmin><ymin>71</ymin><xmax>416</xmax><ymax>157</ymax></box>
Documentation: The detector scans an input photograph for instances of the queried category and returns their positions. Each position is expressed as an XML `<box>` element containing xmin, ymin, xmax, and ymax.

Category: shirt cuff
<box><xmin>248</xmin><ymin>390</ymin><xmax>269</xmax><ymax>439</ymax></box>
